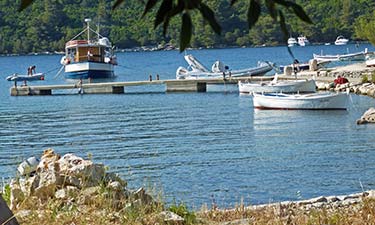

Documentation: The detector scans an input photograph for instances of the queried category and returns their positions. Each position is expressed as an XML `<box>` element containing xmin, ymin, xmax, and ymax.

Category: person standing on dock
<box><xmin>292</xmin><ymin>59</ymin><xmax>299</xmax><ymax>79</ymax></box>
<box><xmin>24</xmin><ymin>65</ymin><xmax>36</xmax><ymax>86</ymax></box>
<box><xmin>27</xmin><ymin>65</ymin><xmax>36</xmax><ymax>76</ymax></box>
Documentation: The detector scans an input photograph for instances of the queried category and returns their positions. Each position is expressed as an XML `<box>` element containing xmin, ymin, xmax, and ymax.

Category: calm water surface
<box><xmin>1</xmin><ymin>44</ymin><xmax>375</xmax><ymax>207</ymax></box>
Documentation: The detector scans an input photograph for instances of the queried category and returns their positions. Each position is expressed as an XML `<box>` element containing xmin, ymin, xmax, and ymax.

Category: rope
<box><xmin>53</xmin><ymin>66</ymin><xmax>65</xmax><ymax>80</ymax></box>
<box><xmin>116</xmin><ymin>64</ymin><xmax>130</xmax><ymax>69</ymax></box>
<box><xmin>44</xmin><ymin>66</ymin><xmax>61</xmax><ymax>74</ymax></box>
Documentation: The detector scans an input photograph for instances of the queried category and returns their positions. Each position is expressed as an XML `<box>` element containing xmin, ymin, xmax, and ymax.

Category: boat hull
<box><xmin>239</xmin><ymin>79</ymin><xmax>316</xmax><ymax>94</ymax></box>
<box><xmin>176</xmin><ymin>63</ymin><xmax>273</xmax><ymax>79</ymax></box>
<box><xmin>252</xmin><ymin>92</ymin><xmax>348</xmax><ymax>110</ymax></box>
<box><xmin>64</xmin><ymin>62</ymin><xmax>114</xmax><ymax>79</ymax></box>
<box><xmin>313</xmin><ymin>51</ymin><xmax>366</xmax><ymax>62</ymax></box>
<box><xmin>366</xmin><ymin>58</ymin><xmax>375</xmax><ymax>67</ymax></box>
<box><xmin>6</xmin><ymin>73</ymin><xmax>45</xmax><ymax>82</ymax></box>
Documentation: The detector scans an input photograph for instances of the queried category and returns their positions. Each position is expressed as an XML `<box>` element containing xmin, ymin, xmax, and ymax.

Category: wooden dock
<box><xmin>9</xmin><ymin>76</ymin><xmax>274</xmax><ymax>96</ymax></box>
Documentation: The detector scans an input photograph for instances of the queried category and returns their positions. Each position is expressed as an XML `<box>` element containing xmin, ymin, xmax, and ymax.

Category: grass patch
<box><xmin>2</xmin><ymin>184</ymin><xmax>11</xmax><ymax>205</ymax></box>
<box><xmin>169</xmin><ymin>202</ymin><xmax>197</xmax><ymax>224</ymax></box>
<box><xmin>361</xmin><ymin>75</ymin><xmax>369</xmax><ymax>83</ymax></box>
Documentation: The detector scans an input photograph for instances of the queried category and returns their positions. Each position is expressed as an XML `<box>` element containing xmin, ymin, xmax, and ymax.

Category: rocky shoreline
<box><xmin>1</xmin><ymin>149</ymin><xmax>185</xmax><ymax>224</ymax></box>
<box><xmin>1</xmin><ymin>149</ymin><xmax>375</xmax><ymax>225</ymax></box>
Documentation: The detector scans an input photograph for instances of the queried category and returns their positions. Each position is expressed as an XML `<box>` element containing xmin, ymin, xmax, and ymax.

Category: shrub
<box><xmin>362</xmin><ymin>75</ymin><xmax>369</xmax><ymax>83</ymax></box>
<box><xmin>371</xmin><ymin>72</ymin><xmax>375</xmax><ymax>83</ymax></box>
<box><xmin>169</xmin><ymin>203</ymin><xmax>197</xmax><ymax>224</ymax></box>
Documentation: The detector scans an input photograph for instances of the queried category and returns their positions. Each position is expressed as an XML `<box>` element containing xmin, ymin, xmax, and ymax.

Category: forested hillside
<box><xmin>1</xmin><ymin>0</ymin><xmax>375</xmax><ymax>54</ymax></box>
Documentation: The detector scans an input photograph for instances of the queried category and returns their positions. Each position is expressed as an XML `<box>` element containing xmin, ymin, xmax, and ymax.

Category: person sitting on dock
<box><xmin>334</xmin><ymin>75</ymin><xmax>349</xmax><ymax>87</ymax></box>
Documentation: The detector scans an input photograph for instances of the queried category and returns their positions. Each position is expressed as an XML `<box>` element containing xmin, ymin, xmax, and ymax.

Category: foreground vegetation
<box><xmin>4</xmin><ymin>191</ymin><xmax>375</xmax><ymax>225</ymax></box>
<box><xmin>2</xmin><ymin>0</ymin><xmax>375</xmax><ymax>54</ymax></box>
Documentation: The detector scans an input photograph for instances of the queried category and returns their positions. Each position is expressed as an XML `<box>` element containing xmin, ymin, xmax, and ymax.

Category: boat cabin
<box><xmin>65</xmin><ymin>39</ymin><xmax>111</xmax><ymax>63</ymax></box>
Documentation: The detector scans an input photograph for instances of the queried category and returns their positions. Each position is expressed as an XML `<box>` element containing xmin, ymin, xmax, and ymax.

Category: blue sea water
<box><xmin>1</xmin><ymin>43</ymin><xmax>375</xmax><ymax>208</ymax></box>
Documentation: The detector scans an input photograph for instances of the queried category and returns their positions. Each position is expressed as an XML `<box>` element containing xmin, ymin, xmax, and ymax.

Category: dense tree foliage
<box><xmin>1</xmin><ymin>0</ymin><xmax>375</xmax><ymax>54</ymax></box>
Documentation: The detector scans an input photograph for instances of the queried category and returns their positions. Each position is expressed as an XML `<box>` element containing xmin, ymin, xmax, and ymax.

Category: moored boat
<box><xmin>60</xmin><ymin>18</ymin><xmax>117</xmax><ymax>80</ymax></box>
<box><xmin>287</xmin><ymin>37</ymin><xmax>297</xmax><ymax>47</ymax></box>
<box><xmin>365</xmin><ymin>54</ymin><xmax>375</xmax><ymax>67</ymax></box>
<box><xmin>279</xmin><ymin>60</ymin><xmax>329</xmax><ymax>72</ymax></box>
<box><xmin>252</xmin><ymin>92</ymin><xmax>349</xmax><ymax>110</ymax></box>
<box><xmin>176</xmin><ymin>54</ymin><xmax>273</xmax><ymax>79</ymax></box>
<box><xmin>334</xmin><ymin>36</ymin><xmax>349</xmax><ymax>45</ymax></box>
<box><xmin>6</xmin><ymin>73</ymin><xmax>45</xmax><ymax>82</ymax></box>
<box><xmin>313</xmin><ymin>50</ymin><xmax>367</xmax><ymax>62</ymax></box>
<box><xmin>297</xmin><ymin>35</ymin><xmax>309</xmax><ymax>46</ymax></box>
<box><xmin>239</xmin><ymin>76</ymin><xmax>316</xmax><ymax>94</ymax></box>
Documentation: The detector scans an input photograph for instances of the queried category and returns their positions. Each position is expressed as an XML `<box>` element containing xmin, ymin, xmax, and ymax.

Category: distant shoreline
<box><xmin>0</xmin><ymin>41</ymin><xmax>371</xmax><ymax>57</ymax></box>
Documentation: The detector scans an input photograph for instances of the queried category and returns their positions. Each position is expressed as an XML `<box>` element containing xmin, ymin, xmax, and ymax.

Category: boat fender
<box><xmin>18</xmin><ymin>156</ymin><xmax>39</xmax><ymax>176</ymax></box>
<box><xmin>110</xmin><ymin>56</ymin><xmax>118</xmax><ymax>65</ymax></box>
<box><xmin>60</xmin><ymin>56</ymin><xmax>71</xmax><ymax>65</ymax></box>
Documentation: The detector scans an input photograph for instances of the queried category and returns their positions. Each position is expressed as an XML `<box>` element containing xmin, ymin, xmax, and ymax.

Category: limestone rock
<box><xmin>58</xmin><ymin>154</ymin><xmax>106</xmax><ymax>188</ymax></box>
<box><xmin>159</xmin><ymin>211</ymin><xmax>184</xmax><ymax>223</ymax></box>
<box><xmin>105</xmin><ymin>172</ymin><xmax>127</xmax><ymax>187</ymax></box>
<box><xmin>78</xmin><ymin>186</ymin><xmax>100</xmax><ymax>205</ymax></box>
<box><xmin>55</xmin><ymin>188</ymin><xmax>67</xmax><ymax>199</ymax></box>
<box><xmin>107</xmin><ymin>181</ymin><xmax>123</xmax><ymax>191</ymax></box>
<box><xmin>36</xmin><ymin>148</ymin><xmax>61</xmax><ymax>173</ymax></box>
<box><xmin>357</xmin><ymin>107</ymin><xmax>375</xmax><ymax>124</ymax></box>
<box><xmin>366</xmin><ymin>190</ymin><xmax>375</xmax><ymax>198</ymax></box>
<box><xmin>130</xmin><ymin>187</ymin><xmax>155</xmax><ymax>205</ymax></box>
<box><xmin>313</xmin><ymin>196</ymin><xmax>327</xmax><ymax>203</ymax></box>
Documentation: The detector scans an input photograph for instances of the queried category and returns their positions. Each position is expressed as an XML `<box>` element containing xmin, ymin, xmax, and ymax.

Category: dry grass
<box><xmin>198</xmin><ymin>198</ymin><xmax>375</xmax><ymax>225</ymax></box>
<box><xmin>12</xmin><ymin>197</ymin><xmax>375</xmax><ymax>225</ymax></box>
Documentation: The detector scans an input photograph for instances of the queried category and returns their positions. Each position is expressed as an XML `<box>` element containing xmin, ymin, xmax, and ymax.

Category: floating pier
<box><xmin>9</xmin><ymin>76</ymin><xmax>273</xmax><ymax>96</ymax></box>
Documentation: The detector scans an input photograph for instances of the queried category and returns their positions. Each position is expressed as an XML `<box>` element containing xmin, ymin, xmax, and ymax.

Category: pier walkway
<box><xmin>10</xmin><ymin>76</ymin><xmax>273</xmax><ymax>96</ymax></box>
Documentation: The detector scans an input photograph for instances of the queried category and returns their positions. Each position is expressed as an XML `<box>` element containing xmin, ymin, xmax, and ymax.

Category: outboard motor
<box><xmin>176</xmin><ymin>66</ymin><xmax>188</xmax><ymax>79</ymax></box>
<box><xmin>211</xmin><ymin>60</ymin><xmax>227</xmax><ymax>73</ymax></box>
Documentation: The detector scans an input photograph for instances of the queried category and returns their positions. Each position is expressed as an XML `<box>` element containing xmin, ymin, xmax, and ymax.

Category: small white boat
<box><xmin>297</xmin><ymin>36</ymin><xmax>309</xmax><ymax>46</ymax></box>
<box><xmin>252</xmin><ymin>92</ymin><xmax>349</xmax><ymax>110</ymax></box>
<box><xmin>176</xmin><ymin>54</ymin><xmax>273</xmax><ymax>79</ymax></box>
<box><xmin>239</xmin><ymin>76</ymin><xmax>316</xmax><ymax>94</ymax></box>
<box><xmin>287</xmin><ymin>37</ymin><xmax>297</xmax><ymax>47</ymax></box>
<box><xmin>279</xmin><ymin>60</ymin><xmax>329</xmax><ymax>72</ymax></box>
<box><xmin>313</xmin><ymin>51</ymin><xmax>366</xmax><ymax>62</ymax></box>
<box><xmin>334</xmin><ymin>36</ymin><xmax>349</xmax><ymax>45</ymax></box>
<box><xmin>6</xmin><ymin>73</ymin><xmax>45</xmax><ymax>82</ymax></box>
<box><xmin>365</xmin><ymin>54</ymin><xmax>375</xmax><ymax>67</ymax></box>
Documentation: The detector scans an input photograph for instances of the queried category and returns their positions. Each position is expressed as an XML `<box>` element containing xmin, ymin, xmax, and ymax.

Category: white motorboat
<box><xmin>313</xmin><ymin>50</ymin><xmax>367</xmax><ymax>62</ymax></box>
<box><xmin>287</xmin><ymin>37</ymin><xmax>297</xmax><ymax>47</ymax></box>
<box><xmin>297</xmin><ymin>36</ymin><xmax>309</xmax><ymax>46</ymax></box>
<box><xmin>176</xmin><ymin>54</ymin><xmax>274</xmax><ymax>79</ymax></box>
<box><xmin>238</xmin><ymin>75</ymin><xmax>316</xmax><ymax>94</ymax></box>
<box><xmin>252</xmin><ymin>92</ymin><xmax>349</xmax><ymax>110</ymax></box>
<box><xmin>334</xmin><ymin>36</ymin><xmax>349</xmax><ymax>45</ymax></box>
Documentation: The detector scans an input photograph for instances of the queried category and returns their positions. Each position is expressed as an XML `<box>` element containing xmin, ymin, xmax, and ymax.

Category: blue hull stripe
<box><xmin>64</xmin><ymin>70</ymin><xmax>114</xmax><ymax>80</ymax></box>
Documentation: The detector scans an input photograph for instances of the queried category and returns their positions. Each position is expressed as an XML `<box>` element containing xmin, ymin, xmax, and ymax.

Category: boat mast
<box><xmin>85</xmin><ymin>18</ymin><xmax>91</xmax><ymax>41</ymax></box>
